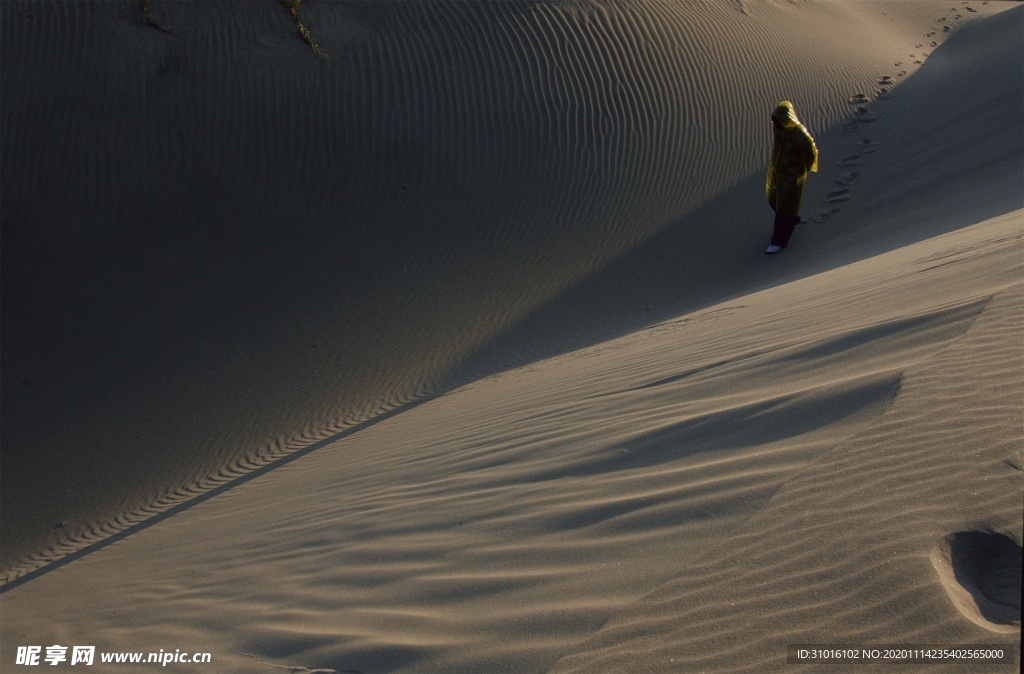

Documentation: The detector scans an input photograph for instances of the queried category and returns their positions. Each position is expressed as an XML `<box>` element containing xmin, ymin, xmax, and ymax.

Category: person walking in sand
<box><xmin>765</xmin><ymin>100</ymin><xmax>818</xmax><ymax>254</ymax></box>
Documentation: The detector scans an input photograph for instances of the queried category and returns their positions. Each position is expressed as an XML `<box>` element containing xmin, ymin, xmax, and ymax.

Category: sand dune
<box><xmin>1</xmin><ymin>0</ymin><xmax>1021</xmax><ymax>671</ymax></box>
<box><xmin>2</xmin><ymin>216</ymin><xmax>1019</xmax><ymax>672</ymax></box>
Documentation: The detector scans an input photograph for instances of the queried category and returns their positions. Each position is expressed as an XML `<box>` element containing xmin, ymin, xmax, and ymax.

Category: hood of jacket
<box><xmin>771</xmin><ymin>100</ymin><xmax>801</xmax><ymax>128</ymax></box>
<box><xmin>770</xmin><ymin>100</ymin><xmax>818</xmax><ymax>173</ymax></box>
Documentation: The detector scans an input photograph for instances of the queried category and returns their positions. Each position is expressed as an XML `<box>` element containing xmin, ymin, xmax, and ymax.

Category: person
<box><xmin>765</xmin><ymin>100</ymin><xmax>818</xmax><ymax>253</ymax></box>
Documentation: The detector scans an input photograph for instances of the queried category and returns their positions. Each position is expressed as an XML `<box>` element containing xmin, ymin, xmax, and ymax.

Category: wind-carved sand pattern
<box><xmin>0</xmin><ymin>404</ymin><xmax>420</xmax><ymax>586</ymax></box>
<box><xmin>553</xmin><ymin>244</ymin><xmax>1024</xmax><ymax>672</ymax></box>
<box><xmin>5</xmin><ymin>0</ymin><xmax>780</xmax><ymax>581</ymax></box>
<box><xmin>10</xmin><ymin>0</ymin><xmax>966</xmax><ymax>585</ymax></box>
<box><xmin>1</xmin><ymin>1</ymin><xmax>1020</xmax><ymax>671</ymax></box>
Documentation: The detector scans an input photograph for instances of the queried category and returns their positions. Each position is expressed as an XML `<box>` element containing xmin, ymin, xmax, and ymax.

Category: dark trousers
<box><xmin>767</xmin><ymin>170</ymin><xmax>806</xmax><ymax>248</ymax></box>
<box><xmin>771</xmin><ymin>212</ymin><xmax>800</xmax><ymax>248</ymax></box>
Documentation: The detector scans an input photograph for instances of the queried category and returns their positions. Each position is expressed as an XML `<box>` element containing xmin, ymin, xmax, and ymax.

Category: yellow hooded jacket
<box><xmin>766</xmin><ymin>101</ymin><xmax>818</xmax><ymax>217</ymax></box>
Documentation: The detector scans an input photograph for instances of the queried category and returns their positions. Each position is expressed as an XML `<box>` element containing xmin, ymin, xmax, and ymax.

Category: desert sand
<box><xmin>1</xmin><ymin>0</ymin><xmax>1021</xmax><ymax>671</ymax></box>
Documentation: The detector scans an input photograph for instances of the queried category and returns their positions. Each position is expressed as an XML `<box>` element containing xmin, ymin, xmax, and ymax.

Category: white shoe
<box><xmin>765</xmin><ymin>244</ymin><xmax>782</xmax><ymax>254</ymax></box>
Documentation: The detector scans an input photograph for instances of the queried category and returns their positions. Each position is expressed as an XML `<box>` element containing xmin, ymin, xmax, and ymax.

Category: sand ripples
<box><xmin>2</xmin><ymin>0</ymin><xmax>828</xmax><ymax>578</ymax></box>
<box><xmin>2</xmin><ymin>17</ymin><xmax>1021</xmax><ymax>674</ymax></box>
<box><xmin>553</xmin><ymin>274</ymin><xmax>1023</xmax><ymax>673</ymax></box>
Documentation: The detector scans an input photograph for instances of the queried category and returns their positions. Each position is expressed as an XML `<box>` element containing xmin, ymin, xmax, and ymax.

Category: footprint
<box><xmin>841</xmin><ymin>120</ymin><xmax>860</xmax><ymax>133</ymax></box>
<box><xmin>813</xmin><ymin>209</ymin><xmax>841</xmax><ymax>223</ymax></box>
<box><xmin>932</xmin><ymin>531</ymin><xmax>1021</xmax><ymax>633</ymax></box>
<box><xmin>852</xmin><ymin>107</ymin><xmax>877</xmax><ymax>122</ymax></box>
<box><xmin>856</xmin><ymin>138</ymin><xmax>879</xmax><ymax>154</ymax></box>
<box><xmin>834</xmin><ymin>171</ymin><xmax>860</xmax><ymax>186</ymax></box>
<box><xmin>878</xmin><ymin>75</ymin><xmax>894</xmax><ymax>85</ymax></box>
<box><xmin>849</xmin><ymin>93</ymin><xmax>870</xmax><ymax>105</ymax></box>
<box><xmin>824</xmin><ymin>188</ymin><xmax>852</xmax><ymax>204</ymax></box>
<box><xmin>838</xmin><ymin>154</ymin><xmax>863</xmax><ymax>167</ymax></box>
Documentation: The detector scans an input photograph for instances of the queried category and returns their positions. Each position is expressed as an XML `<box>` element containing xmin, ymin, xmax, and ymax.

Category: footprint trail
<box><xmin>814</xmin><ymin>4</ymin><xmax>977</xmax><ymax>227</ymax></box>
